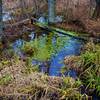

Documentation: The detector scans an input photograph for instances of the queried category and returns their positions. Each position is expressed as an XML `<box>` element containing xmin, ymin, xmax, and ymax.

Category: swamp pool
<box><xmin>12</xmin><ymin>30</ymin><xmax>84</xmax><ymax>77</ymax></box>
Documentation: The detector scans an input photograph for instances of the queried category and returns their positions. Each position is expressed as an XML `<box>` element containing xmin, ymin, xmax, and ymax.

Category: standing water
<box><xmin>49</xmin><ymin>37</ymin><xmax>82</xmax><ymax>76</ymax></box>
<box><xmin>12</xmin><ymin>31</ymin><xmax>83</xmax><ymax>77</ymax></box>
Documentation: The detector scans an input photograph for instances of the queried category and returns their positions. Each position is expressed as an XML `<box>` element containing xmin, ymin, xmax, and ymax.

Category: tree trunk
<box><xmin>93</xmin><ymin>0</ymin><xmax>100</xmax><ymax>18</ymax></box>
<box><xmin>20</xmin><ymin>0</ymin><xmax>25</xmax><ymax>19</ymax></box>
<box><xmin>48</xmin><ymin>0</ymin><xmax>55</xmax><ymax>23</ymax></box>
<box><xmin>0</xmin><ymin>0</ymin><xmax>3</xmax><ymax>37</ymax></box>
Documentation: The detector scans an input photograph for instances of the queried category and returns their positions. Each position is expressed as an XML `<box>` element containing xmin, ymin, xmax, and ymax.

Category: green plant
<box><xmin>24</xmin><ymin>65</ymin><xmax>39</xmax><ymax>74</ymax></box>
<box><xmin>79</xmin><ymin>43</ymin><xmax>100</xmax><ymax>96</ymax></box>
<box><xmin>60</xmin><ymin>77</ymin><xmax>83</xmax><ymax>99</ymax></box>
<box><xmin>0</xmin><ymin>60</ymin><xmax>11</xmax><ymax>71</ymax></box>
<box><xmin>21</xmin><ymin>33</ymin><xmax>69</xmax><ymax>62</ymax></box>
<box><xmin>22</xmin><ymin>57</ymin><xmax>39</xmax><ymax>74</ymax></box>
<box><xmin>82</xmin><ymin>66</ymin><xmax>100</xmax><ymax>95</ymax></box>
<box><xmin>64</xmin><ymin>42</ymin><xmax>100</xmax><ymax>97</ymax></box>
<box><xmin>61</xmin><ymin>66</ymin><xmax>68</xmax><ymax>74</ymax></box>
<box><xmin>0</xmin><ymin>74</ymin><xmax>12</xmax><ymax>85</ymax></box>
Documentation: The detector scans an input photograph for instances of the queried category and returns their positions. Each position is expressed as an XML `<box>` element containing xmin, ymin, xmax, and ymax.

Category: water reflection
<box><xmin>12</xmin><ymin>31</ymin><xmax>83</xmax><ymax>77</ymax></box>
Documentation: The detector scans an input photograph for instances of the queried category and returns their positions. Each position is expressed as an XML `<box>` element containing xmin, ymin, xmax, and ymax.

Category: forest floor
<box><xmin>0</xmin><ymin>55</ymin><xmax>78</xmax><ymax>100</ymax></box>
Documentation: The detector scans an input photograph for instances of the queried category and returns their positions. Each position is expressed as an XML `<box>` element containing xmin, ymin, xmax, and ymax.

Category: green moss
<box><xmin>35</xmin><ymin>22</ymin><xmax>78</xmax><ymax>37</ymax></box>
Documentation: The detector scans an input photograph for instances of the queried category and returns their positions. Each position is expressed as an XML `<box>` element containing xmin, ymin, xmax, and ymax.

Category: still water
<box><xmin>12</xmin><ymin>31</ymin><xmax>83</xmax><ymax>77</ymax></box>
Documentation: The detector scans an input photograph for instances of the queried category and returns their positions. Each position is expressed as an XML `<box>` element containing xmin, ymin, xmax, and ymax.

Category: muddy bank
<box><xmin>2</xmin><ymin>17</ymin><xmax>100</xmax><ymax>45</ymax></box>
<box><xmin>55</xmin><ymin>19</ymin><xmax>100</xmax><ymax>39</ymax></box>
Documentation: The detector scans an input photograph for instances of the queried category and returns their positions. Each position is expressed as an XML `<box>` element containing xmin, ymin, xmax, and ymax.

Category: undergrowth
<box><xmin>64</xmin><ymin>42</ymin><xmax>100</xmax><ymax>97</ymax></box>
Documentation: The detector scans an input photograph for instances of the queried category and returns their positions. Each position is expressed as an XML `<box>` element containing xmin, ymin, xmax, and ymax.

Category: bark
<box><xmin>0</xmin><ymin>0</ymin><xmax>3</xmax><ymax>37</ymax></box>
<box><xmin>48</xmin><ymin>0</ymin><xmax>55</xmax><ymax>23</ymax></box>
<box><xmin>93</xmin><ymin>0</ymin><xmax>100</xmax><ymax>18</ymax></box>
<box><xmin>0</xmin><ymin>0</ymin><xmax>2</xmax><ymax>34</ymax></box>
<box><xmin>20</xmin><ymin>0</ymin><xmax>26</xmax><ymax>19</ymax></box>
